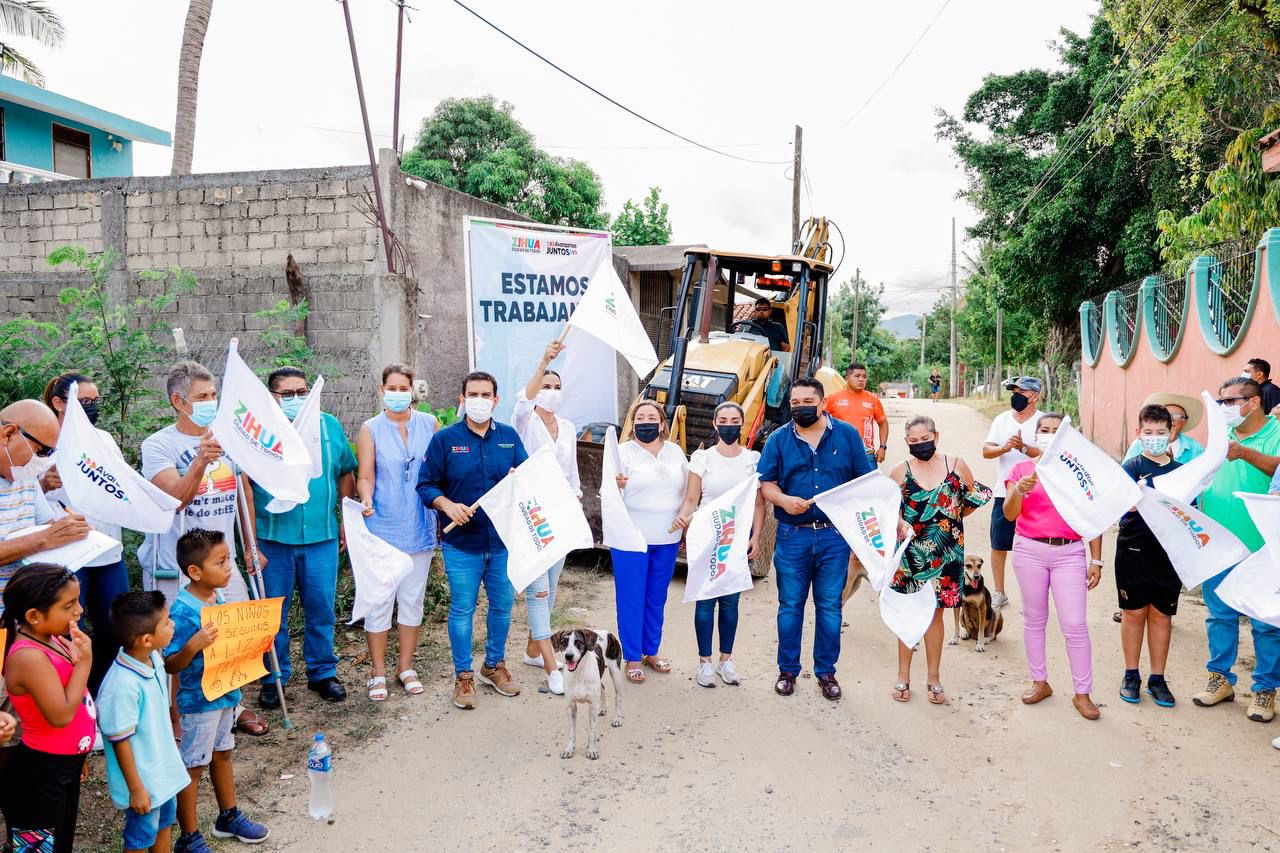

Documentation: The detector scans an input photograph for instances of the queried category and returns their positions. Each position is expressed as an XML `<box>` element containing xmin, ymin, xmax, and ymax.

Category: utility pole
<box><xmin>920</xmin><ymin>314</ymin><xmax>926</xmax><ymax>367</ymax></box>
<box><xmin>949</xmin><ymin>217</ymin><xmax>958</xmax><ymax>398</ymax></box>
<box><xmin>850</xmin><ymin>268</ymin><xmax>860</xmax><ymax>364</ymax></box>
<box><xmin>392</xmin><ymin>0</ymin><xmax>407</xmax><ymax>156</ymax></box>
<box><xmin>791</xmin><ymin>125</ymin><xmax>803</xmax><ymax>249</ymax></box>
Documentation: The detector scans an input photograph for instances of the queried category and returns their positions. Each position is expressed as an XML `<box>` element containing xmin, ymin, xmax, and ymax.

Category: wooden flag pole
<box><xmin>442</xmin><ymin>500</ymin><xmax>482</xmax><ymax>534</ymax></box>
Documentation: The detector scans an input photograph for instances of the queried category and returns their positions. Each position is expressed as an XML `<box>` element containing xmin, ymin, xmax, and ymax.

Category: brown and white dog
<box><xmin>950</xmin><ymin>555</ymin><xmax>1003</xmax><ymax>652</ymax></box>
<box><xmin>550</xmin><ymin>628</ymin><xmax>624</xmax><ymax>760</ymax></box>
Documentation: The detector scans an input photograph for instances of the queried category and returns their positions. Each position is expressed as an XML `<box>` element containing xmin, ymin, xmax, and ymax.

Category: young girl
<box><xmin>0</xmin><ymin>563</ymin><xmax>97</xmax><ymax>853</ymax></box>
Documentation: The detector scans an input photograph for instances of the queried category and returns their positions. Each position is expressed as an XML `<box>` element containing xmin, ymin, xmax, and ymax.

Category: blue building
<box><xmin>0</xmin><ymin>75</ymin><xmax>170</xmax><ymax>183</ymax></box>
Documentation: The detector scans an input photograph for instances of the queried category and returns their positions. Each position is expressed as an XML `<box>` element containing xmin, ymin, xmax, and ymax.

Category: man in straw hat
<box><xmin>1122</xmin><ymin>391</ymin><xmax>1205</xmax><ymax>465</ymax></box>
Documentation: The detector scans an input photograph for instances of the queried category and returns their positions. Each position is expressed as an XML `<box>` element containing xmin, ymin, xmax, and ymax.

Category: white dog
<box><xmin>551</xmin><ymin>628</ymin><xmax>623</xmax><ymax>760</ymax></box>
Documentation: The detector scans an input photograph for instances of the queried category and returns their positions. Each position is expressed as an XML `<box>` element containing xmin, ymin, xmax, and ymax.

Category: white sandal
<box><xmin>367</xmin><ymin>676</ymin><xmax>388</xmax><ymax>701</ymax></box>
<box><xmin>398</xmin><ymin>669</ymin><xmax>424</xmax><ymax>695</ymax></box>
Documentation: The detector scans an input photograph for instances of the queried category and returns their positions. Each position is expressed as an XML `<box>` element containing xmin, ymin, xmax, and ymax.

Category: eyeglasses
<box><xmin>273</xmin><ymin>390</ymin><xmax>309</xmax><ymax>401</ymax></box>
<box><xmin>2</xmin><ymin>423</ymin><xmax>55</xmax><ymax>458</ymax></box>
<box><xmin>1168</xmin><ymin>413</ymin><xmax>1187</xmax><ymax>421</ymax></box>
<box><xmin>1218</xmin><ymin>396</ymin><xmax>1252</xmax><ymax>406</ymax></box>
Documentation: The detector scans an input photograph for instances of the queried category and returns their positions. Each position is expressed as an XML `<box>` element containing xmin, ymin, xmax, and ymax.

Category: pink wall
<box><xmin>1081</xmin><ymin>229</ymin><xmax>1280</xmax><ymax>457</ymax></box>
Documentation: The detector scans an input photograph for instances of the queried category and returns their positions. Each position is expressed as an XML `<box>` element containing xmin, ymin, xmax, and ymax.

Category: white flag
<box><xmin>477</xmin><ymin>446</ymin><xmax>593</xmax><ymax>593</ymax></box>
<box><xmin>567</xmin><ymin>258</ymin><xmax>659</xmax><ymax>378</ymax></box>
<box><xmin>52</xmin><ymin>384</ymin><xmax>180</xmax><ymax>533</ymax></box>
<box><xmin>265</xmin><ymin>376</ymin><xmax>325</xmax><ymax>514</ymax></box>
<box><xmin>878</xmin><ymin>583</ymin><xmax>939</xmax><ymax>648</ymax></box>
<box><xmin>812</xmin><ymin>471</ymin><xmax>911</xmax><ymax>593</ymax></box>
<box><xmin>683</xmin><ymin>475</ymin><xmax>758</xmax><ymax>603</ymax></box>
<box><xmin>599</xmin><ymin>426</ymin><xmax>647</xmax><ymax>552</ymax></box>
<box><xmin>210</xmin><ymin>340</ymin><xmax>311</xmax><ymax>505</ymax></box>
<box><xmin>1153</xmin><ymin>391</ymin><xmax>1227</xmax><ymax>503</ymax></box>
<box><xmin>1035</xmin><ymin>419</ymin><xmax>1140</xmax><ymax>540</ymax></box>
<box><xmin>1236</xmin><ymin>491</ymin><xmax>1280</xmax><ymax>555</ymax></box>
<box><xmin>341</xmin><ymin>498</ymin><xmax>415</xmax><ymax>625</ymax></box>
<box><xmin>1217</xmin><ymin>545</ymin><xmax>1280</xmax><ymax>629</ymax></box>
<box><xmin>1134</xmin><ymin>484</ymin><xmax>1250</xmax><ymax>588</ymax></box>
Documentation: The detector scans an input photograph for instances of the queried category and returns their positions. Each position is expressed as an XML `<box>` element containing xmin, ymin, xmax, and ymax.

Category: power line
<box><xmin>835</xmin><ymin>0</ymin><xmax>955</xmax><ymax>130</ymax></box>
<box><xmin>447</xmin><ymin>0</ymin><xmax>792</xmax><ymax>166</ymax></box>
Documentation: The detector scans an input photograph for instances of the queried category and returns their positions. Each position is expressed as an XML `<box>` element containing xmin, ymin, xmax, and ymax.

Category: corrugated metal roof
<box><xmin>612</xmin><ymin>243</ymin><xmax>698</xmax><ymax>271</ymax></box>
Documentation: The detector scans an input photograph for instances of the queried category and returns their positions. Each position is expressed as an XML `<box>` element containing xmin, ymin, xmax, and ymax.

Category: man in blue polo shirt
<box><xmin>417</xmin><ymin>370</ymin><xmax>528</xmax><ymax>710</ymax></box>
<box><xmin>759</xmin><ymin>377</ymin><xmax>875</xmax><ymax>701</ymax></box>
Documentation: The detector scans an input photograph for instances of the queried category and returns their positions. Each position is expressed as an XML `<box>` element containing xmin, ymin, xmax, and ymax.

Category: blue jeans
<box><xmin>77</xmin><ymin>558</ymin><xmax>130</xmax><ymax>697</ymax></box>
<box><xmin>1202</xmin><ymin>565</ymin><xmax>1280</xmax><ymax>692</ymax></box>
<box><xmin>442</xmin><ymin>544</ymin><xmax>514</xmax><ymax>674</ymax></box>
<box><xmin>611</xmin><ymin>543</ymin><xmax>680</xmax><ymax>662</ymax></box>
<box><xmin>694</xmin><ymin>593</ymin><xmax>740</xmax><ymax>658</ymax></box>
<box><xmin>773</xmin><ymin>523</ymin><xmax>850</xmax><ymax>676</ymax></box>
<box><xmin>524</xmin><ymin>557</ymin><xmax>564</xmax><ymax>642</ymax></box>
<box><xmin>257</xmin><ymin>539</ymin><xmax>339</xmax><ymax>684</ymax></box>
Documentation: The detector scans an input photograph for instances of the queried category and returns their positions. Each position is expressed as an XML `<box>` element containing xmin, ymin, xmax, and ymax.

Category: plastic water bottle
<box><xmin>307</xmin><ymin>733</ymin><xmax>333</xmax><ymax>820</ymax></box>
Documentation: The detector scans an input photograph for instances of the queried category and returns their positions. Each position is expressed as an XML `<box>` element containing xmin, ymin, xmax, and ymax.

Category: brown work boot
<box><xmin>1247</xmin><ymin>688</ymin><xmax>1276</xmax><ymax>723</ymax></box>
<box><xmin>453</xmin><ymin>672</ymin><xmax>477</xmax><ymax>710</ymax></box>
<box><xmin>477</xmin><ymin>661</ymin><xmax>521</xmax><ymax>697</ymax></box>
<box><xmin>1192</xmin><ymin>672</ymin><xmax>1234</xmax><ymax>707</ymax></box>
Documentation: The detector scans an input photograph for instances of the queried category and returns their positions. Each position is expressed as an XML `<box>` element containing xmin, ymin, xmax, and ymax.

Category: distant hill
<box><xmin>880</xmin><ymin>313</ymin><xmax>922</xmax><ymax>340</ymax></box>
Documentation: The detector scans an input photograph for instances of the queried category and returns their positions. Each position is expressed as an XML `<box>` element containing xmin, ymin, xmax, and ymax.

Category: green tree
<box><xmin>0</xmin><ymin>0</ymin><xmax>65</xmax><ymax>86</ymax></box>
<box><xmin>612</xmin><ymin>187</ymin><xmax>673</xmax><ymax>246</ymax></box>
<box><xmin>403</xmin><ymin>96</ymin><xmax>608</xmax><ymax>229</ymax></box>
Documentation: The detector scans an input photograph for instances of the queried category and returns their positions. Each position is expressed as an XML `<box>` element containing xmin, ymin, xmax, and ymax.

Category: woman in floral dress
<box><xmin>887</xmin><ymin>414</ymin><xmax>992</xmax><ymax>705</ymax></box>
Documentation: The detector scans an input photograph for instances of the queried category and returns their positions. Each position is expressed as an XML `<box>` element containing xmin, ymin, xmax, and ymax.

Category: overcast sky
<box><xmin>28</xmin><ymin>0</ymin><xmax>1096</xmax><ymax>316</ymax></box>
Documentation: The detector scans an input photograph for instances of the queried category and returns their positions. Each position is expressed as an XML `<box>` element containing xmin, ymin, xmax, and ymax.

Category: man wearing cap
<box><xmin>981</xmin><ymin>377</ymin><xmax>1044</xmax><ymax>610</ymax></box>
<box><xmin>751</xmin><ymin>297</ymin><xmax>791</xmax><ymax>353</ymax></box>
<box><xmin>1122</xmin><ymin>392</ymin><xmax>1206</xmax><ymax>465</ymax></box>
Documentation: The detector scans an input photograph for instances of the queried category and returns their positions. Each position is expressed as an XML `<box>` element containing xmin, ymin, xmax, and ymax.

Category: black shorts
<box><xmin>1115</xmin><ymin>546</ymin><xmax>1182</xmax><ymax>616</ymax></box>
<box><xmin>0</xmin><ymin>743</ymin><xmax>86</xmax><ymax>853</ymax></box>
<box><xmin>990</xmin><ymin>498</ymin><xmax>1016</xmax><ymax>551</ymax></box>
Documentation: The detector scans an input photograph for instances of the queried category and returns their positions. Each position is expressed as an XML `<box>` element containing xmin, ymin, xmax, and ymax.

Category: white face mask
<box><xmin>1221</xmin><ymin>404</ymin><xmax>1245</xmax><ymax>428</ymax></box>
<box><xmin>3</xmin><ymin>438</ymin><xmax>43</xmax><ymax>482</ymax></box>
<box><xmin>464</xmin><ymin>397</ymin><xmax>494</xmax><ymax>424</ymax></box>
<box><xmin>535</xmin><ymin>388</ymin><xmax>562</xmax><ymax>413</ymax></box>
<box><xmin>1034</xmin><ymin>433</ymin><xmax>1055</xmax><ymax>449</ymax></box>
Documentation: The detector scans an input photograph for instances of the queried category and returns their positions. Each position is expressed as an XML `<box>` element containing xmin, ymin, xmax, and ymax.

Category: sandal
<box><xmin>625</xmin><ymin>664</ymin><xmax>646</xmax><ymax>684</ymax></box>
<box><xmin>642</xmin><ymin>655</ymin><xmax>672</xmax><ymax>673</ymax></box>
<box><xmin>892</xmin><ymin>682</ymin><xmax>911</xmax><ymax>703</ymax></box>
<box><xmin>367</xmin><ymin>676</ymin><xmax>388</xmax><ymax>701</ymax></box>
<box><xmin>233</xmin><ymin>709</ymin><xmax>269</xmax><ymax>737</ymax></box>
<box><xmin>927</xmin><ymin>683</ymin><xmax>946</xmax><ymax>705</ymax></box>
<box><xmin>398</xmin><ymin>669</ymin><xmax>424</xmax><ymax>696</ymax></box>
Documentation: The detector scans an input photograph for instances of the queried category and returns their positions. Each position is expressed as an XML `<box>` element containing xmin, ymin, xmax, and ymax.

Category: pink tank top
<box><xmin>6</xmin><ymin>635</ymin><xmax>97</xmax><ymax>755</ymax></box>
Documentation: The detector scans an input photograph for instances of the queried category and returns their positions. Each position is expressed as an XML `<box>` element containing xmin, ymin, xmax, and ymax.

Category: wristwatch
<box><xmin>878</xmin><ymin>444</ymin><xmax>887</xmax><ymax>450</ymax></box>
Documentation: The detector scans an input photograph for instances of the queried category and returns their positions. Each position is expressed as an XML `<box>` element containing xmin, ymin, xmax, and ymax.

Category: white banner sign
<box><xmin>265</xmin><ymin>375</ymin><xmax>325</xmax><ymax>514</ymax></box>
<box><xmin>1134</xmin><ymin>484</ymin><xmax>1250</xmax><ymax>588</ymax></box>
<box><xmin>464</xmin><ymin>217</ymin><xmax>618</xmax><ymax>430</ymax></box>
<box><xmin>52</xmin><ymin>384</ymin><xmax>180</xmax><ymax>533</ymax></box>
<box><xmin>1153</xmin><ymin>391</ymin><xmax>1227</xmax><ymax>503</ymax></box>
<box><xmin>812</xmin><ymin>471</ymin><xmax>911</xmax><ymax>593</ymax></box>
<box><xmin>1218</xmin><ymin>545</ymin><xmax>1280</xmax><ymax>629</ymax></box>
<box><xmin>599</xmin><ymin>426</ymin><xmax>647</xmax><ymax>552</ymax></box>
<box><xmin>477</xmin><ymin>446</ymin><xmax>593</xmax><ymax>593</ymax></box>
<box><xmin>1036</xmin><ymin>419</ymin><xmax>1141</xmax><ymax>540</ymax></box>
<box><xmin>341</xmin><ymin>498</ymin><xmax>415</xmax><ymax>625</ymax></box>
<box><xmin>566</xmin><ymin>258</ymin><xmax>659</xmax><ymax>379</ymax></box>
<box><xmin>683</xmin><ymin>475</ymin><xmax>758</xmax><ymax>603</ymax></box>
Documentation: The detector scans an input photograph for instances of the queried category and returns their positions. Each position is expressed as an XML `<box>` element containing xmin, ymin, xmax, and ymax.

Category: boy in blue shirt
<box><xmin>98</xmin><ymin>591</ymin><xmax>191</xmax><ymax>853</ymax></box>
<box><xmin>164</xmin><ymin>529</ymin><xmax>269</xmax><ymax>853</ymax></box>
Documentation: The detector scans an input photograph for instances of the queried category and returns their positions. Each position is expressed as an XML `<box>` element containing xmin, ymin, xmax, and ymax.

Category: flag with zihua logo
<box><xmin>477</xmin><ymin>446</ymin><xmax>593</xmax><ymax>593</ymax></box>
<box><xmin>812</xmin><ymin>471</ymin><xmax>912</xmax><ymax>594</ymax></box>
<box><xmin>683</xmin><ymin>474</ymin><xmax>758</xmax><ymax>603</ymax></box>
<box><xmin>341</xmin><ymin>498</ymin><xmax>416</xmax><ymax>625</ymax></box>
<box><xmin>1217</xmin><ymin>493</ymin><xmax>1280</xmax><ymax>628</ymax></box>
<box><xmin>566</xmin><ymin>258</ymin><xmax>659</xmax><ymax>378</ymax></box>
<box><xmin>1035</xmin><ymin>419</ymin><xmax>1141</xmax><ymax>540</ymax></box>
<box><xmin>210</xmin><ymin>339</ymin><xmax>312</xmax><ymax>505</ymax></box>
<box><xmin>265</xmin><ymin>375</ymin><xmax>326</xmax><ymax>514</ymax></box>
<box><xmin>52</xmin><ymin>383</ymin><xmax>180</xmax><ymax>533</ymax></box>
<box><xmin>1153</xmin><ymin>391</ymin><xmax>1227</xmax><ymax>503</ymax></box>
<box><xmin>1134</xmin><ymin>484</ymin><xmax>1250</xmax><ymax>588</ymax></box>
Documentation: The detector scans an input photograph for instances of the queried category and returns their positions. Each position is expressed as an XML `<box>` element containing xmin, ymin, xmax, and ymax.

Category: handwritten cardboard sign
<box><xmin>200</xmin><ymin>598</ymin><xmax>283</xmax><ymax>701</ymax></box>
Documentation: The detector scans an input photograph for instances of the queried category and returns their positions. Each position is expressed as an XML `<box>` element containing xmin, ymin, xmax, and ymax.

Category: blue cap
<box><xmin>314</xmin><ymin>733</ymin><xmax>325</xmax><ymax>741</ymax></box>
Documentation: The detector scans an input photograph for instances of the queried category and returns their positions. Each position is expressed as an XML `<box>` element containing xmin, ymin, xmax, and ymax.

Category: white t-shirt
<box><xmin>688</xmin><ymin>445</ymin><xmax>760</xmax><ymax>508</ymax></box>
<box><xmin>45</xmin><ymin>427</ymin><xmax>125</xmax><ymax>566</ymax></box>
<box><xmin>984</xmin><ymin>409</ymin><xmax>1044</xmax><ymax>498</ymax></box>
<box><xmin>138</xmin><ymin>425</ymin><xmax>248</xmax><ymax>603</ymax></box>
<box><xmin>618</xmin><ymin>440</ymin><xmax>688</xmax><ymax>546</ymax></box>
<box><xmin>512</xmin><ymin>390</ymin><xmax>582</xmax><ymax>497</ymax></box>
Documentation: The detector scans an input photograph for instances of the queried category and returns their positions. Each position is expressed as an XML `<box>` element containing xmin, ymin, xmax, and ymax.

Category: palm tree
<box><xmin>0</xmin><ymin>0</ymin><xmax>66</xmax><ymax>87</ymax></box>
<box><xmin>170</xmin><ymin>0</ymin><xmax>213</xmax><ymax>175</ymax></box>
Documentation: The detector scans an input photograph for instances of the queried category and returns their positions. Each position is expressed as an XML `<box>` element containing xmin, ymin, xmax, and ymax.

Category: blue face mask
<box><xmin>280</xmin><ymin>396</ymin><xmax>305</xmax><ymax>420</ymax></box>
<box><xmin>384</xmin><ymin>390</ymin><xmax>413</xmax><ymax>413</ymax></box>
<box><xmin>187</xmin><ymin>399</ymin><xmax>217</xmax><ymax>428</ymax></box>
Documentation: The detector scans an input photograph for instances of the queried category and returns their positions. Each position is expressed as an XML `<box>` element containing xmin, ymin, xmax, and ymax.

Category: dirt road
<box><xmin>262</xmin><ymin>399</ymin><xmax>1277</xmax><ymax>852</ymax></box>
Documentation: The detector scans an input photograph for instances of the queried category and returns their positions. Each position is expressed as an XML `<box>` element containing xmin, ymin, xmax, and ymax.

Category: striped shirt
<box><xmin>0</xmin><ymin>474</ymin><xmax>55</xmax><ymax>602</ymax></box>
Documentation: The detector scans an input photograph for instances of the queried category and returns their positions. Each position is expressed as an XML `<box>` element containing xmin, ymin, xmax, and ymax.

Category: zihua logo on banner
<box><xmin>77</xmin><ymin>453</ymin><xmax>131</xmax><ymax>502</ymax></box>
<box><xmin>604</xmin><ymin>295</ymin><xmax>618</xmax><ymax>318</ymax></box>
<box><xmin>707</xmin><ymin>506</ymin><xmax>737</xmax><ymax>581</ymax></box>
<box><xmin>857</xmin><ymin>509</ymin><xmax>887</xmax><ymax>556</ymax></box>
<box><xmin>233</xmin><ymin>401</ymin><xmax>285</xmax><ymax>460</ymax></box>
<box><xmin>511</xmin><ymin>237</ymin><xmax>541</xmax><ymax>254</ymax></box>
<box><xmin>519</xmin><ymin>497</ymin><xmax>555</xmax><ymax>551</ymax></box>
<box><xmin>1155</xmin><ymin>498</ymin><xmax>1211</xmax><ymax>547</ymax></box>
<box><xmin>1057</xmin><ymin>451</ymin><xmax>1096</xmax><ymax>500</ymax></box>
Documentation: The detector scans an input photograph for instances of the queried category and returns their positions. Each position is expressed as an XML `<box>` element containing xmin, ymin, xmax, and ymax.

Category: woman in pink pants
<box><xmin>1002</xmin><ymin>413</ymin><xmax>1105</xmax><ymax>720</ymax></box>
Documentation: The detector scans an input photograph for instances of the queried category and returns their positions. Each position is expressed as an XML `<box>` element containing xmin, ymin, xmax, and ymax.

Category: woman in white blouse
<box><xmin>512</xmin><ymin>340</ymin><xmax>583</xmax><ymax>696</ymax></box>
<box><xmin>614</xmin><ymin>400</ymin><xmax>688</xmax><ymax>683</ymax></box>
<box><xmin>674</xmin><ymin>402</ymin><xmax>767</xmax><ymax>687</ymax></box>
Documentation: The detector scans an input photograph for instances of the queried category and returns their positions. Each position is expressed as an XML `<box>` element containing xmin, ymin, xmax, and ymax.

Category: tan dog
<box><xmin>842</xmin><ymin>554</ymin><xmax>870</xmax><ymax>603</ymax></box>
<box><xmin>950</xmin><ymin>555</ymin><xmax>1003</xmax><ymax>652</ymax></box>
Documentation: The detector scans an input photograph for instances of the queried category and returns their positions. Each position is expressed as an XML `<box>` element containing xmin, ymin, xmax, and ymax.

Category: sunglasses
<box><xmin>273</xmin><ymin>389</ymin><xmax>309</xmax><ymax>401</ymax></box>
<box><xmin>3</xmin><ymin>424</ymin><xmax>55</xmax><ymax>458</ymax></box>
<box><xmin>1217</xmin><ymin>396</ymin><xmax>1253</xmax><ymax>406</ymax></box>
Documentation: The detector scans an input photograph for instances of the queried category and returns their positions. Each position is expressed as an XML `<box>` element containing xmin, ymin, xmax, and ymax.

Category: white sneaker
<box><xmin>992</xmin><ymin>591</ymin><xmax>1008</xmax><ymax>610</ymax></box>
<box><xmin>1273</xmin><ymin>735</ymin><xmax>1280</xmax><ymax>751</ymax></box>
<box><xmin>697</xmin><ymin>661</ymin><xmax>716</xmax><ymax>688</ymax></box>
<box><xmin>716</xmin><ymin>660</ymin><xmax>740</xmax><ymax>686</ymax></box>
<box><xmin>546</xmin><ymin>670</ymin><xmax>564</xmax><ymax>695</ymax></box>
<box><xmin>522</xmin><ymin>653</ymin><xmax>544</xmax><ymax>668</ymax></box>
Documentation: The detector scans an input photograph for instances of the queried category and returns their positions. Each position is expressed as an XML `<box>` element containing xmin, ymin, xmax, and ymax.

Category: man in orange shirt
<box><xmin>824</xmin><ymin>363</ymin><xmax>889</xmax><ymax>466</ymax></box>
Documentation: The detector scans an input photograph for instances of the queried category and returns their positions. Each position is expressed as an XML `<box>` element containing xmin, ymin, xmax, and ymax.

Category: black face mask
<box><xmin>81</xmin><ymin>401</ymin><xmax>100</xmax><ymax>426</ymax></box>
<box><xmin>792</xmin><ymin>405</ymin><xmax>820</xmax><ymax>428</ymax></box>
<box><xmin>716</xmin><ymin>425</ymin><xmax>742</xmax><ymax>446</ymax></box>
<box><xmin>1010</xmin><ymin>392</ymin><xmax>1030</xmax><ymax>413</ymax></box>
<box><xmin>908</xmin><ymin>440</ymin><xmax>936</xmax><ymax>461</ymax></box>
<box><xmin>633</xmin><ymin>423</ymin><xmax>661</xmax><ymax>444</ymax></box>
